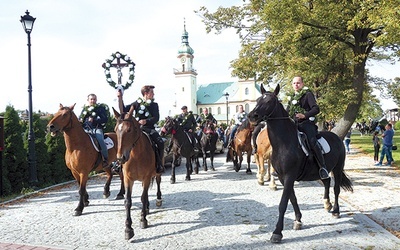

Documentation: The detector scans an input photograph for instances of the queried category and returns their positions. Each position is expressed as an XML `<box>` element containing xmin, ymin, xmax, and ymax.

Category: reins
<box><xmin>261</xmin><ymin>94</ymin><xmax>291</xmax><ymax>122</ymax></box>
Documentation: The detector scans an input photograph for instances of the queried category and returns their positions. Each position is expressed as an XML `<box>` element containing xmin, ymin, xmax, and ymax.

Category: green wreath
<box><xmin>103</xmin><ymin>51</ymin><xmax>135</xmax><ymax>90</ymax></box>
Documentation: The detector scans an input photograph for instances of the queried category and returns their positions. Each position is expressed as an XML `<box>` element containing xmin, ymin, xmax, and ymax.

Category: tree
<box><xmin>2</xmin><ymin>106</ymin><xmax>28</xmax><ymax>195</ymax></box>
<box><xmin>197</xmin><ymin>0</ymin><xmax>400</xmax><ymax>138</ymax></box>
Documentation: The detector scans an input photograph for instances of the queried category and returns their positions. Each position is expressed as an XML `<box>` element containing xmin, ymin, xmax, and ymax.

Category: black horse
<box><xmin>199</xmin><ymin>119</ymin><xmax>218</xmax><ymax>171</ymax></box>
<box><xmin>160</xmin><ymin>116</ymin><xmax>201</xmax><ymax>184</ymax></box>
<box><xmin>247</xmin><ymin>84</ymin><xmax>353</xmax><ymax>243</ymax></box>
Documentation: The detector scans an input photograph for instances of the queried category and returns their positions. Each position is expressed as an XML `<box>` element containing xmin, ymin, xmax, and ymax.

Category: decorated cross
<box><xmin>102</xmin><ymin>51</ymin><xmax>136</xmax><ymax>90</ymax></box>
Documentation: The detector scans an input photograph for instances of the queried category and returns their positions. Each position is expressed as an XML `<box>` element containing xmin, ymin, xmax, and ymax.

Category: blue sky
<box><xmin>0</xmin><ymin>0</ymin><xmax>398</xmax><ymax>118</ymax></box>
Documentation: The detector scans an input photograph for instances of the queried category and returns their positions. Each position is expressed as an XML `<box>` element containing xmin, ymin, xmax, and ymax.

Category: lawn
<box><xmin>350</xmin><ymin>131</ymin><xmax>399</xmax><ymax>168</ymax></box>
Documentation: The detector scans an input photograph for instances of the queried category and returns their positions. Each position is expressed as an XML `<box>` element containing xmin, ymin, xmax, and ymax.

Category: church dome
<box><xmin>177</xmin><ymin>22</ymin><xmax>194</xmax><ymax>55</ymax></box>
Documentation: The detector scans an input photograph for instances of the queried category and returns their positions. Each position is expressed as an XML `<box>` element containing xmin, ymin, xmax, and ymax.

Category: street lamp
<box><xmin>20</xmin><ymin>10</ymin><xmax>38</xmax><ymax>184</ymax></box>
<box><xmin>223</xmin><ymin>92</ymin><xmax>229</xmax><ymax>125</ymax></box>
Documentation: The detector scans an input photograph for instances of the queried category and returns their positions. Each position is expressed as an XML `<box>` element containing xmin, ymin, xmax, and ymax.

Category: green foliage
<box><xmin>2</xmin><ymin>106</ymin><xmax>28</xmax><ymax>195</ymax></box>
<box><xmin>197</xmin><ymin>0</ymin><xmax>400</xmax><ymax>138</ymax></box>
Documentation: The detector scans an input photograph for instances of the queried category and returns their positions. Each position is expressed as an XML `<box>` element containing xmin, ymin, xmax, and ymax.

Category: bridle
<box><xmin>59</xmin><ymin>107</ymin><xmax>74</xmax><ymax>132</ymax></box>
<box><xmin>120</xmin><ymin>117</ymin><xmax>141</xmax><ymax>149</ymax></box>
<box><xmin>260</xmin><ymin>93</ymin><xmax>291</xmax><ymax>122</ymax></box>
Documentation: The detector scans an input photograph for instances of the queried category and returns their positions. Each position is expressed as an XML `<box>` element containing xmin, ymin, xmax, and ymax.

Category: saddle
<box><xmin>297</xmin><ymin>131</ymin><xmax>330</xmax><ymax>156</ymax></box>
<box><xmin>87</xmin><ymin>133</ymin><xmax>114</xmax><ymax>152</ymax></box>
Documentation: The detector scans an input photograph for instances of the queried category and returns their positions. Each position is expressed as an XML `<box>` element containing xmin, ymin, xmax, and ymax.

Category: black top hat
<box><xmin>181</xmin><ymin>105</ymin><xmax>188</xmax><ymax>110</ymax></box>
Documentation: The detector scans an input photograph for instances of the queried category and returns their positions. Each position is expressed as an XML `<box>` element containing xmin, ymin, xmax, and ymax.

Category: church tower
<box><xmin>173</xmin><ymin>19</ymin><xmax>197</xmax><ymax>114</ymax></box>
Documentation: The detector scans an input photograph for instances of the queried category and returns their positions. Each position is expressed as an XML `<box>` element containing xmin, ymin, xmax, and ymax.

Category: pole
<box><xmin>225</xmin><ymin>96</ymin><xmax>229</xmax><ymax>125</ymax></box>
<box><xmin>27</xmin><ymin>31</ymin><xmax>37</xmax><ymax>185</ymax></box>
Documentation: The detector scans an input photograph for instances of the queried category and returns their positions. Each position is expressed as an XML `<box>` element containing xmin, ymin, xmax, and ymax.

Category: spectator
<box><xmin>344</xmin><ymin>129</ymin><xmax>352</xmax><ymax>153</ymax></box>
<box><xmin>375</xmin><ymin>123</ymin><xmax>394</xmax><ymax>166</ymax></box>
<box><xmin>372</xmin><ymin>131</ymin><xmax>380</xmax><ymax>164</ymax></box>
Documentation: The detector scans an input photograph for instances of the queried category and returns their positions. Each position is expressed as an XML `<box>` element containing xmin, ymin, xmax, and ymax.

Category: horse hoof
<box><xmin>194</xmin><ymin>167</ymin><xmax>199</xmax><ymax>174</ymax></box>
<box><xmin>332</xmin><ymin>213</ymin><xmax>341</xmax><ymax>218</ymax></box>
<box><xmin>270</xmin><ymin>185</ymin><xmax>277</xmax><ymax>191</ymax></box>
<box><xmin>170</xmin><ymin>178</ymin><xmax>176</xmax><ymax>184</ymax></box>
<box><xmin>115</xmin><ymin>194</ymin><xmax>124</xmax><ymax>200</ymax></box>
<box><xmin>73</xmin><ymin>210</ymin><xmax>82</xmax><ymax>216</ymax></box>
<box><xmin>103</xmin><ymin>192</ymin><xmax>110</xmax><ymax>199</ymax></box>
<box><xmin>210</xmin><ymin>167</ymin><xmax>215</xmax><ymax>171</ymax></box>
<box><xmin>125</xmin><ymin>230</ymin><xmax>134</xmax><ymax>240</ymax></box>
<box><xmin>293</xmin><ymin>220</ymin><xmax>302</xmax><ymax>230</ymax></box>
<box><xmin>84</xmin><ymin>201</ymin><xmax>89</xmax><ymax>207</ymax></box>
<box><xmin>246</xmin><ymin>170</ymin><xmax>252</xmax><ymax>174</ymax></box>
<box><xmin>270</xmin><ymin>234</ymin><xmax>283</xmax><ymax>243</ymax></box>
<box><xmin>156</xmin><ymin>199</ymin><xmax>162</xmax><ymax>207</ymax></box>
<box><xmin>140</xmin><ymin>220</ymin><xmax>148</xmax><ymax>229</ymax></box>
<box><xmin>185</xmin><ymin>177</ymin><xmax>191</xmax><ymax>181</ymax></box>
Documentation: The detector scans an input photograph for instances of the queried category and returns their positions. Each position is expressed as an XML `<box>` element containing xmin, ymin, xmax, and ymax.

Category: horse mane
<box><xmin>237</xmin><ymin>119</ymin><xmax>251</xmax><ymax>132</ymax></box>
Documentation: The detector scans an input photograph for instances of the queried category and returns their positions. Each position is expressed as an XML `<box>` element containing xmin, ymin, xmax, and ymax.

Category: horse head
<box><xmin>203</xmin><ymin>119</ymin><xmax>216</xmax><ymax>137</ymax></box>
<box><xmin>113</xmin><ymin>106</ymin><xmax>142</xmax><ymax>164</ymax></box>
<box><xmin>248</xmin><ymin>84</ymin><xmax>281</xmax><ymax>125</ymax></box>
<box><xmin>47</xmin><ymin>103</ymin><xmax>77</xmax><ymax>136</ymax></box>
<box><xmin>160</xmin><ymin>116</ymin><xmax>179</xmax><ymax>136</ymax></box>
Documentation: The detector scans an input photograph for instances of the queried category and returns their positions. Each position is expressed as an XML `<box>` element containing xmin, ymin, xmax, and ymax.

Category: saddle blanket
<box><xmin>88</xmin><ymin>136</ymin><xmax>114</xmax><ymax>152</ymax></box>
<box><xmin>297</xmin><ymin>131</ymin><xmax>331</xmax><ymax>156</ymax></box>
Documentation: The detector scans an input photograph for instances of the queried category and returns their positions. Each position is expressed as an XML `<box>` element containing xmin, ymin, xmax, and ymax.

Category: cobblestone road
<box><xmin>1</xmin><ymin>150</ymin><xmax>400</xmax><ymax>250</ymax></box>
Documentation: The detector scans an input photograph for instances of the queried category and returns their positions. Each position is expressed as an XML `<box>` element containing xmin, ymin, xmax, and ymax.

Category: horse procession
<box><xmin>44</xmin><ymin>86</ymin><xmax>357</xmax><ymax>246</ymax></box>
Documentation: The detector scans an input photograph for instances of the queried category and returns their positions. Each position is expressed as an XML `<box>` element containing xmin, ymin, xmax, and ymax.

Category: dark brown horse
<box><xmin>248</xmin><ymin>84</ymin><xmax>353</xmax><ymax>243</ymax></box>
<box><xmin>254</xmin><ymin>123</ymin><xmax>276</xmax><ymax>190</ymax></box>
<box><xmin>160</xmin><ymin>116</ymin><xmax>201</xmax><ymax>184</ymax></box>
<box><xmin>199</xmin><ymin>119</ymin><xmax>218</xmax><ymax>171</ymax></box>
<box><xmin>113</xmin><ymin>107</ymin><xmax>162</xmax><ymax>240</ymax></box>
<box><xmin>226</xmin><ymin>119</ymin><xmax>254</xmax><ymax>174</ymax></box>
<box><xmin>47</xmin><ymin>104</ymin><xmax>124</xmax><ymax>216</ymax></box>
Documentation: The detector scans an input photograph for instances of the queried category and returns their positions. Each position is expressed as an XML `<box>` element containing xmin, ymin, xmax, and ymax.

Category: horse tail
<box><xmin>226</xmin><ymin>148</ymin><xmax>232</xmax><ymax>162</ymax></box>
<box><xmin>339</xmin><ymin>171</ymin><xmax>353</xmax><ymax>192</ymax></box>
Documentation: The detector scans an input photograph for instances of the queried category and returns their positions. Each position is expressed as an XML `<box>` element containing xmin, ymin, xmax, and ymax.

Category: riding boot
<box><xmin>312</xmin><ymin>144</ymin><xmax>329</xmax><ymax>179</ymax></box>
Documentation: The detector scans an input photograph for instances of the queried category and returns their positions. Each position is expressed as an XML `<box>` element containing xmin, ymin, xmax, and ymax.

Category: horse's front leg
<box><xmin>116</xmin><ymin>171</ymin><xmax>125</xmax><ymax>200</ymax></box>
<box><xmin>245</xmin><ymin>152</ymin><xmax>252</xmax><ymax>174</ymax></box>
<box><xmin>170</xmin><ymin>154</ymin><xmax>177</xmax><ymax>184</ymax></box>
<box><xmin>194</xmin><ymin>156</ymin><xmax>200</xmax><ymax>174</ymax></box>
<box><xmin>271</xmin><ymin>181</ymin><xmax>294</xmax><ymax>243</ymax></box>
<box><xmin>185</xmin><ymin>158</ymin><xmax>191</xmax><ymax>181</ymax></box>
<box><xmin>209</xmin><ymin>151</ymin><xmax>215</xmax><ymax>171</ymax></box>
<box><xmin>255</xmin><ymin>154</ymin><xmax>266</xmax><ymax>185</ymax></box>
<box><xmin>103</xmin><ymin>168</ymin><xmax>112</xmax><ymax>199</ymax></box>
<box><xmin>124</xmin><ymin>184</ymin><xmax>134</xmax><ymax>240</ymax></box>
<box><xmin>202</xmin><ymin>151</ymin><xmax>208</xmax><ymax>171</ymax></box>
<box><xmin>74</xmin><ymin>179</ymin><xmax>88</xmax><ymax>216</ymax></box>
<box><xmin>155</xmin><ymin>174</ymin><xmax>162</xmax><ymax>207</ymax></box>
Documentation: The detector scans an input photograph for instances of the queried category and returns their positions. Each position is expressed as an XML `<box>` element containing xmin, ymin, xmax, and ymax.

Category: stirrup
<box><xmin>319</xmin><ymin>168</ymin><xmax>330</xmax><ymax>179</ymax></box>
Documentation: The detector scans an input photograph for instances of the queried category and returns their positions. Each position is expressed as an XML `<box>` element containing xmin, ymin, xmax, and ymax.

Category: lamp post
<box><xmin>223</xmin><ymin>92</ymin><xmax>229</xmax><ymax>125</ymax></box>
<box><xmin>20</xmin><ymin>10</ymin><xmax>38</xmax><ymax>185</ymax></box>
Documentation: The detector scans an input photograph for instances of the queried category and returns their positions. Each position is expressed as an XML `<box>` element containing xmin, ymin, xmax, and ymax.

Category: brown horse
<box><xmin>226</xmin><ymin>119</ymin><xmax>253</xmax><ymax>174</ymax></box>
<box><xmin>113</xmin><ymin>107</ymin><xmax>162</xmax><ymax>241</ymax></box>
<box><xmin>47</xmin><ymin>104</ymin><xmax>124</xmax><ymax>216</ymax></box>
<box><xmin>254</xmin><ymin>123</ymin><xmax>277</xmax><ymax>190</ymax></box>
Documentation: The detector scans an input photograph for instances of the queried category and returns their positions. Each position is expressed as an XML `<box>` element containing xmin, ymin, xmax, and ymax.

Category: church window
<box><xmin>245</xmin><ymin>87</ymin><xmax>249</xmax><ymax>95</ymax></box>
<box><xmin>218</xmin><ymin>107</ymin><xmax>221</xmax><ymax>114</ymax></box>
<box><xmin>245</xmin><ymin>103</ymin><xmax>250</xmax><ymax>113</ymax></box>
